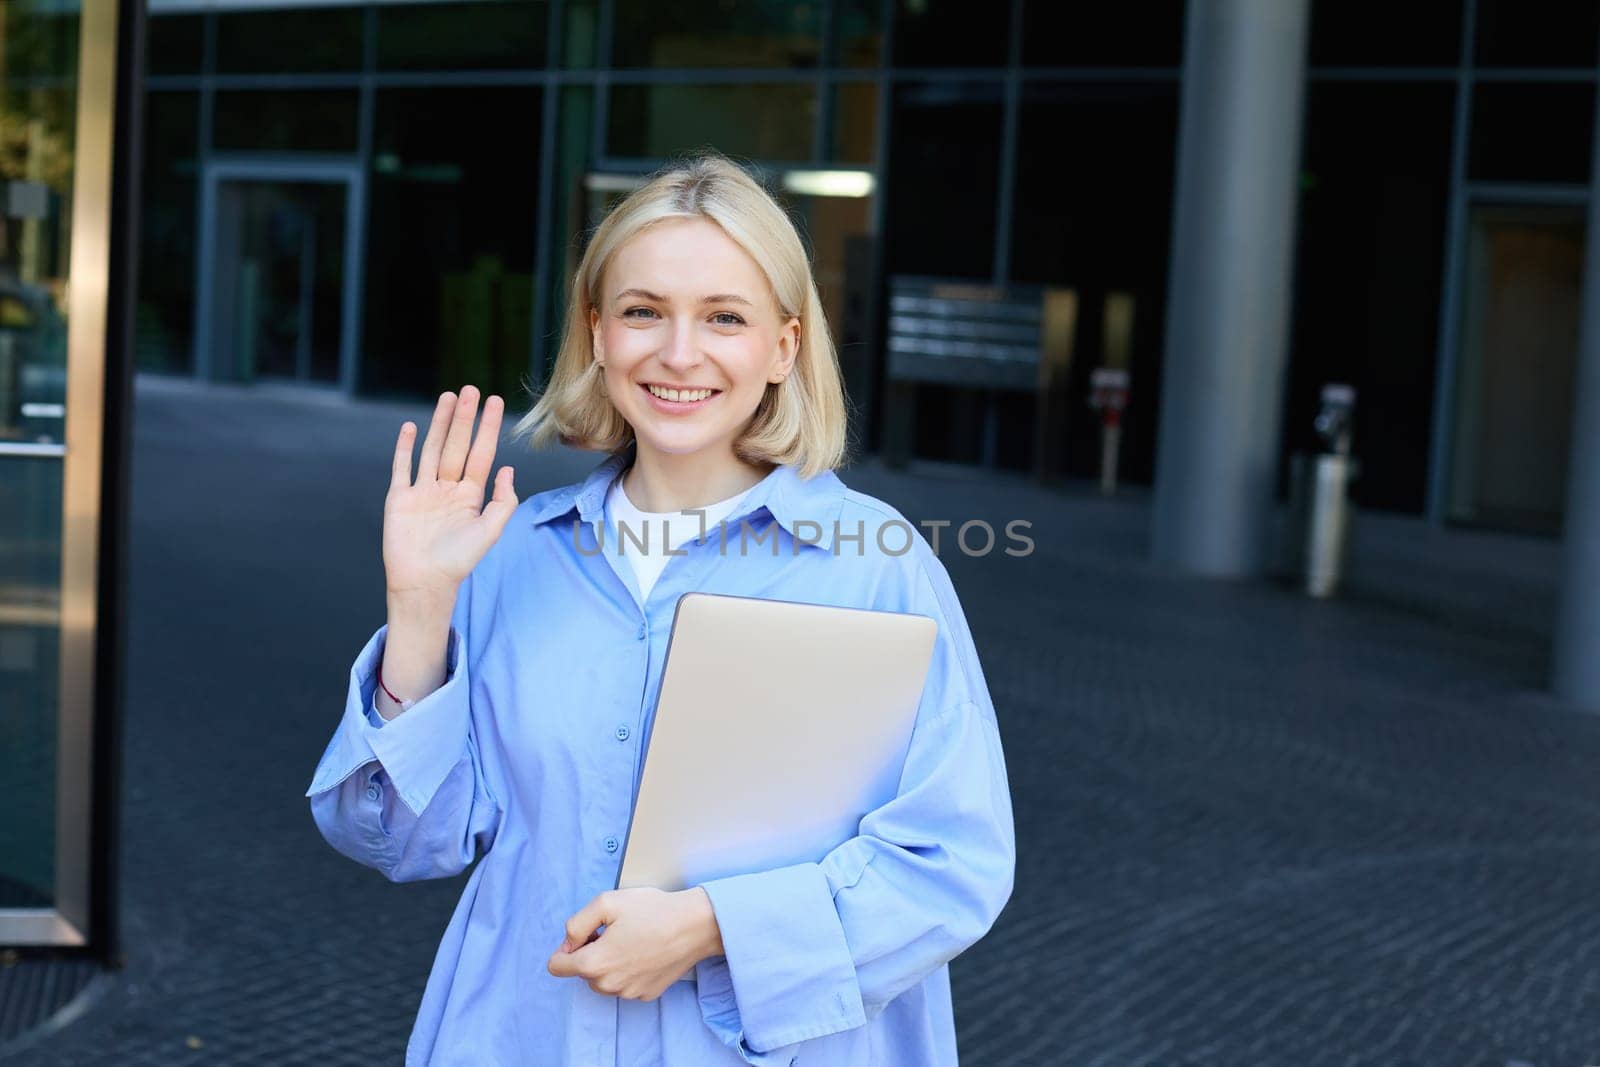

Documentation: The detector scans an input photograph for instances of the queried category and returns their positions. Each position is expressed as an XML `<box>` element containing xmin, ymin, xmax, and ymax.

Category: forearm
<box><xmin>378</xmin><ymin>587</ymin><xmax>457</xmax><ymax>718</ymax></box>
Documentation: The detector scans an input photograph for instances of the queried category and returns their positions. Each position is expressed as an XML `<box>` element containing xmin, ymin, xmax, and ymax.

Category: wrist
<box><xmin>685</xmin><ymin>886</ymin><xmax>724</xmax><ymax>962</ymax></box>
<box><xmin>386</xmin><ymin>585</ymin><xmax>457</xmax><ymax>624</ymax></box>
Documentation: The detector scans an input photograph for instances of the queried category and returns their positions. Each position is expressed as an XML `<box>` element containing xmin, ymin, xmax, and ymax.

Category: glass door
<box><xmin>196</xmin><ymin>160</ymin><xmax>364</xmax><ymax>392</ymax></box>
<box><xmin>0</xmin><ymin>0</ymin><xmax>123</xmax><ymax>947</ymax></box>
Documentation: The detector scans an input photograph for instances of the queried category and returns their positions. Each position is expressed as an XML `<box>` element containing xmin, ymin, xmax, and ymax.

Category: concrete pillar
<box><xmin>1151</xmin><ymin>0</ymin><xmax>1312</xmax><ymax>577</ymax></box>
<box><xmin>1551</xmin><ymin>77</ymin><xmax>1600</xmax><ymax>709</ymax></box>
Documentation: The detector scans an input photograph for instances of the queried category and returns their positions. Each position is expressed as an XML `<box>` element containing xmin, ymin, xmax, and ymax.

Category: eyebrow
<box><xmin>614</xmin><ymin>288</ymin><xmax>754</xmax><ymax>308</ymax></box>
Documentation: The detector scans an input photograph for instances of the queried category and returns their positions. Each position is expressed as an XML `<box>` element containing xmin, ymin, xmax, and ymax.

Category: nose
<box><xmin>657</xmin><ymin>317</ymin><xmax>702</xmax><ymax>374</ymax></box>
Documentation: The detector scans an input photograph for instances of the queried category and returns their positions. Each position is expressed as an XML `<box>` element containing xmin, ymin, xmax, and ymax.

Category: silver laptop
<box><xmin>616</xmin><ymin>592</ymin><xmax>939</xmax><ymax>892</ymax></box>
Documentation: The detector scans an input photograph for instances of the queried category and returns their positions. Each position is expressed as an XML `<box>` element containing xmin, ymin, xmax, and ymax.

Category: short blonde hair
<box><xmin>509</xmin><ymin>153</ymin><xmax>850</xmax><ymax>478</ymax></box>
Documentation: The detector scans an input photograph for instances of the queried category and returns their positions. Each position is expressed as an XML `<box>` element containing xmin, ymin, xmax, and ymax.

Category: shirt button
<box><xmin>365</xmin><ymin>783</ymin><xmax>381</xmax><ymax>801</ymax></box>
<box><xmin>603</xmin><ymin>836</ymin><xmax>619</xmax><ymax>854</ymax></box>
<box><xmin>636</xmin><ymin>623</ymin><xmax>647</xmax><ymax>641</ymax></box>
<box><xmin>615</xmin><ymin>725</ymin><xmax>630</xmax><ymax>742</ymax></box>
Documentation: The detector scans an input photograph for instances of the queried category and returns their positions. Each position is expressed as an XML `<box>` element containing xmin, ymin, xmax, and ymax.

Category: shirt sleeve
<box><xmin>691</xmin><ymin>554</ymin><xmax>1017</xmax><ymax>1061</ymax></box>
<box><xmin>304</xmin><ymin>571</ymin><xmax>503</xmax><ymax>882</ymax></box>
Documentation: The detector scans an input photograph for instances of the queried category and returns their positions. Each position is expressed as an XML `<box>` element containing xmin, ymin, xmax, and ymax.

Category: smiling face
<box><xmin>589</xmin><ymin>216</ymin><xmax>799</xmax><ymax>466</ymax></box>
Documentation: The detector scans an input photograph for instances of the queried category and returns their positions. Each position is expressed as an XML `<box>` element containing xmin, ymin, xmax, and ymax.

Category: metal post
<box><xmin>1150</xmin><ymin>0</ymin><xmax>1311</xmax><ymax>577</ymax></box>
<box><xmin>1551</xmin><ymin>65</ymin><xmax>1600</xmax><ymax>709</ymax></box>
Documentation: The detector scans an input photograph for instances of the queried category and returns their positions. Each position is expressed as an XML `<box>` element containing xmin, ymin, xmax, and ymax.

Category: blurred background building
<box><xmin>10</xmin><ymin>0</ymin><xmax>1600</xmax><ymax>1018</ymax></box>
<box><xmin>128</xmin><ymin>0</ymin><xmax>1600</xmax><ymax>531</ymax></box>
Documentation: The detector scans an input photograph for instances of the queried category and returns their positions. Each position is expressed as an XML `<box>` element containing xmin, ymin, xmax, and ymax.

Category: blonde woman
<box><xmin>306</xmin><ymin>153</ymin><xmax>1015</xmax><ymax>1066</ymax></box>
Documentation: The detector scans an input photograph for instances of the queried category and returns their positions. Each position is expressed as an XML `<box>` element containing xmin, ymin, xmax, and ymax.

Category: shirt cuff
<box><xmin>695</xmin><ymin>862</ymin><xmax>866</xmax><ymax>1053</ymax></box>
<box><xmin>303</xmin><ymin>622</ymin><xmax>468</xmax><ymax>819</ymax></box>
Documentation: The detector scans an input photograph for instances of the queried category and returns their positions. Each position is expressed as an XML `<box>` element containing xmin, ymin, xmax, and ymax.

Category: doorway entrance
<box><xmin>195</xmin><ymin>160</ymin><xmax>365</xmax><ymax>392</ymax></box>
<box><xmin>1447</xmin><ymin>204</ymin><xmax>1585</xmax><ymax>533</ymax></box>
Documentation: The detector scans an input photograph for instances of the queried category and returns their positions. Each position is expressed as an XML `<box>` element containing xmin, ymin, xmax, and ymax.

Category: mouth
<box><xmin>639</xmin><ymin>382</ymin><xmax>722</xmax><ymax>412</ymax></box>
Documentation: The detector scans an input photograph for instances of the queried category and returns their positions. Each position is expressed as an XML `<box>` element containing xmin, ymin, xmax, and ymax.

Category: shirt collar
<box><xmin>527</xmin><ymin>438</ymin><xmax>848</xmax><ymax>551</ymax></box>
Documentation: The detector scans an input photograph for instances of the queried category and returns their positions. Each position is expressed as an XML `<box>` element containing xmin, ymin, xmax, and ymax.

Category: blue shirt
<box><xmin>304</xmin><ymin>439</ymin><xmax>1016</xmax><ymax>1066</ymax></box>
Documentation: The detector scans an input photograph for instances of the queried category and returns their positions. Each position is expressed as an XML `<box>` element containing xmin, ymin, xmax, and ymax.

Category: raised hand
<box><xmin>384</xmin><ymin>385</ymin><xmax>518</xmax><ymax>601</ymax></box>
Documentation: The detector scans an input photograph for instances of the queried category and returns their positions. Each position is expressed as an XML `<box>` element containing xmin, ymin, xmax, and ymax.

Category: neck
<box><xmin>622</xmin><ymin>439</ymin><xmax>775</xmax><ymax>514</ymax></box>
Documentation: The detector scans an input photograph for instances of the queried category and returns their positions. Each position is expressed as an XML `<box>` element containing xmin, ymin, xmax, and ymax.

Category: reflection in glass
<box><xmin>146</xmin><ymin>13</ymin><xmax>204</xmax><ymax>76</ymax></box>
<box><xmin>611</xmin><ymin>0</ymin><xmax>819</xmax><ymax>68</ymax></box>
<box><xmin>1308</xmin><ymin>0</ymin><xmax>1462</xmax><ymax>67</ymax></box>
<box><xmin>136</xmin><ymin>91</ymin><xmax>199</xmax><ymax>375</ymax></box>
<box><xmin>377</xmin><ymin>1</ymin><xmax>548</xmax><ymax>71</ymax></box>
<box><xmin>886</xmin><ymin>82</ymin><xmax>1002</xmax><ymax>278</ymax></box>
<box><xmin>0</xmin><ymin>0</ymin><xmax>80</xmax><ymax>911</ymax></box>
<box><xmin>215</xmin><ymin>181</ymin><xmax>347</xmax><ymax>385</ymax></box>
<box><xmin>893</xmin><ymin>0</ymin><xmax>1009</xmax><ymax>67</ymax></box>
<box><xmin>212</xmin><ymin>90</ymin><xmax>361</xmax><ymax>153</ymax></box>
<box><xmin>836</xmin><ymin>0</ymin><xmax>882</xmax><ymax>67</ymax></box>
<box><xmin>608</xmin><ymin>84</ymin><xmax>815</xmax><ymax>162</ymax></box>
<box><xmin>365</xmin><ymin>87</ymin><xmax>540</xmax><ymax>403</ymax></box>
<box><xmin>1469</xmin><ymin>83</ymin><xmax>1595</xmax><ymax>185</ymax></box>
<box><xmin>1475</xmin><ymin>0</ymin><xmax>1599</xmax><ymax>68</ymax></box>
<box><xmin>215</xmin><ymin>5</ymin><xmax>364</xmax><ymax>73</ymax></box>
<box><xmin>832</xmin><ymin>82</ymin><xmax>877</xmax><ymax>164</ymax></box>
<box><xmin>1022</xmin><ymin>2</ymin><xmax>1185</xmax><ymax>67</ymax></box>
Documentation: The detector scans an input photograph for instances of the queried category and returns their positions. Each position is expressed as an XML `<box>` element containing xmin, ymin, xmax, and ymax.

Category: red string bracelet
<box><xmin>376</xmin><ymin>662</ymin><xmax>415</xmax><ymax>711</ymax></box>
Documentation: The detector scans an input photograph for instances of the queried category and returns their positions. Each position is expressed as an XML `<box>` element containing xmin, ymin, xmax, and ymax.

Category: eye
<box><xmin>622</xmin><ymin>306</ymin><xmax>659</xmax><ymax>321</ymax></box>
<box><xmin>710</xmin><ymin>311</ymin><xmax>746</xmax><ymax>327</ymax></box>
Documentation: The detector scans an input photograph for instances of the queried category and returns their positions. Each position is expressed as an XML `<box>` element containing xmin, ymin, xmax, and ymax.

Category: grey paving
<box><xmin>6</xmin><ymin>373</ymin><xmax>1600</xmax><ymax>1065</ymax></box>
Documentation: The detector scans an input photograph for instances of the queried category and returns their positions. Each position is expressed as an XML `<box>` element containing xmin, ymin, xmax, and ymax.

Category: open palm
<box><xmin>384</xmin><ymin>385</ymin><xmax>519</xmax><ymax>599</ymax></box>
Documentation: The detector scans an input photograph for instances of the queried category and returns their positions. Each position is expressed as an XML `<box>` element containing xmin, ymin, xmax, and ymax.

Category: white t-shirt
<box><xmin>604</xmin><ymin>467</ymin><xmax>754</xmax><ymax>602</ymax></box>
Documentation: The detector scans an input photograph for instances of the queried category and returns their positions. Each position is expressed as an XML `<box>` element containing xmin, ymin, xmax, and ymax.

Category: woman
<box><xmin>305</xmin><ymin>154</ymin><xmax>1015</xmax><ymax>1066</ymax></box>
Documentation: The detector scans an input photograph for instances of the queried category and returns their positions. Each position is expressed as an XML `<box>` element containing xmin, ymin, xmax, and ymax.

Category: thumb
<box><xmin>480</xmin><ymin>466</ymin><xmax>519</xmax><ymax>534</ymax></box>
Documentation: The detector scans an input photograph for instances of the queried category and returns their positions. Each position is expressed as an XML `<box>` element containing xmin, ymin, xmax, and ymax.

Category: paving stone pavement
<box><xmin>7</xmin><ymin>374</ymin><xmax>1600</xmax><ymax>1066</ymax></box>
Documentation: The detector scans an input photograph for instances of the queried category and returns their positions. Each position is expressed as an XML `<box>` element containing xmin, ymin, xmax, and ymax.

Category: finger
<box><xmin>437</xmin><ymin>384</ymin><xmax>480</xmax><ymax>483</ymax></box>
<box><xmin>390</xmin><ymin>421</ymin><xmax>416</xmax><ymax>492</ymax></box>
<box><xmin>547</xmin><ymin>947</ymin><xmax>582</xmax><ymax>979</ymax></box>
<box><xmin>548</xmin><ymin>940</ymin><xmax>604</xmax><ymax>980</ymax></box>
<box><xmin>462</xmin><ymin>394</ymin><xmax>504</xmax><ymax>489</ymax></box>
<box><xmin>480</xmin><ymin>467</ymin><xmax>519</xmax><ymax>534</ymax></box>
<box><xmin>564</xmin><ymin>893</ymin><xmax>615</xmax><ymax>948</ymax></box>
<box><xmin>415</xmin><ymin>392</ymin><xmax>456</xmax><ymax>484</ymax></box>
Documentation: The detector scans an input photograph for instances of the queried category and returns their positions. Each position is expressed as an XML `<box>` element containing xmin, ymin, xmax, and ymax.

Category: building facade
<box><xmin>137</xmin><ymin>0</ymin><xmax>1600</xmax><ymax>531</ymax></box>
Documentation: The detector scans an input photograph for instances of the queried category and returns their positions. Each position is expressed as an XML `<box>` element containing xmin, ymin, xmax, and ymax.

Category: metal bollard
<box><xmin>1303</xmin><ymin>384</ymin><xmax>1357</xmax><ymax>598</ymax></box>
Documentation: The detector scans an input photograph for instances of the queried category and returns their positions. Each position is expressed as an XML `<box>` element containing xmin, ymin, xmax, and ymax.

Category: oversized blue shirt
<box><xmin>304</xmin><ymin>439</ymin><xmax>1016</xmax><ymax>1065</ymax></box>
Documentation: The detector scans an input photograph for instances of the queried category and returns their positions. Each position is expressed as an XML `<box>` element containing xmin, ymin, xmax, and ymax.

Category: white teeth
<box><xmin>646</xmin><ymin>385</ymin><xmax>715</xmax><ymax>403</ymax></box>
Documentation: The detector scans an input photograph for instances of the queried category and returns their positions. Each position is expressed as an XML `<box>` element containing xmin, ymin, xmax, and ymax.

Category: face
<box><xmin>589</xmin><ymin>216</ymin><xmax>799</xmax><ymax>464</ymax></box>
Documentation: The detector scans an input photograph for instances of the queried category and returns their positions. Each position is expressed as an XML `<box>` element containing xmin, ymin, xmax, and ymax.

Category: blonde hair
<box><xmin>509</xmin><ymin>153</ymin><xmax>850</xmax><ymax>478</ymax></box>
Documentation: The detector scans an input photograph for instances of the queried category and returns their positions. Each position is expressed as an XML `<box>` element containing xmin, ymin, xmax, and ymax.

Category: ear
<box><xmin>769</xmin><ymin>315</ymin><xmax>800</xmax><ymax>383</ymax></box>
<box><xmin>589</xmin><ymin>307</ymin><xmax>604</xmax><ymax>363</ymax></box>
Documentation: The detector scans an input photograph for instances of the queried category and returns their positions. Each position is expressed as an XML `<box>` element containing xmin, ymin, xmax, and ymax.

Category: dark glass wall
<box><xmin>136</xmin><ymin>0</ymin><xmax>1600</xmax><ymax>515</ymax></box>
<box><xmin>364</xmin><ymin>87</ymin><xmax>541</xmax><ymax>404</ymax></box>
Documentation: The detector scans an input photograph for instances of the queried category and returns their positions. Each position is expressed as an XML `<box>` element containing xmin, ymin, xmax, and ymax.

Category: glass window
<box><xmin>543</xmin><ymin>87</ymin><xmax>594</xmax><ymax>378</ymax></box>
<box><xmin>212</xmin><ymin>90</ymin><xmax>361</xmax><ymax>153</ymax></box>
<box><xmin>837</xmin><ymin>0</ymin><xmax>883</xmax><ymax>67</ymax></box>
<box><xmin>0</xmin><ymin>0</ymin><xmax>86</xmax><ymax>917</ymax></box>
<box><xmin>1022</xmin><ymin>2</ymin><xmax>1185</xmax><ymax>67</ymax></box>
<box><xmin>215</xmin><ymin>6</ymin><xmax>364</xmax><ymax>73</ymax></box>
<box><xmin>1309</xmin><ymin>0</ymin><xmax>1463</xmax><ymax>66</ymax></box>
<box><xmin>1468</xmin><ymin>82</ymin><xmax>1595</xmax><ymax>184</ymax></box>
<box><xmin>1474</xmin><ymin>0</ymin><xmax>1599</xmax><ymax>68</ymax></box>
<box><xmin>1008</xmin><ymin>82</ymin><xmax>1179</xmax><ymax>485</ymax></box>
<box><xmin>564</xmin><ymin>0</ymin><xmax>599</xmax><ymax>66</ymax></box>
<box><xmin>610</xmin><ymin>0</ymin><xmax>820</xmax><ymax>67</ymax></box>
<box><xmin>1289</xmin><ymin>83</ymin><xmax>1456</xmax><ymax>512</ymax></box>
<box><xmin>832</xmin><ymin>81</ymin><xmax>877</xmax><ymax>164</ymax></box>
<box><xmin>608</xmin><ymin>84</ymin><xmax>815</xmax><ymax>161</ymax></box>
<box><xmin>885</xmin><ymin>81</ymin><xmax>1002</xmax><ymax>277</ymax></box>
<box><xmin>377</xmin><ymin>1</ymin><xmax>548</xmax><ymax>71</ymax></box>
<box><xmin>892</xmin><ymin>0</ymin><xmax>1010</xmax><ymax>67</ymax></box>
<box><xmin>364</xmin><ymin>87</ymin><xmax>541</xmax><ymax>403</ymax></box>
<box><xmin>136</xmin><ymin>92</ymin><xmax>201</xmax><ymax>375</ymax></box>
<box><xmin>146</xmin><ymin>13</ymin><xmax>204</xmax><ymax>76</ymax></box>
